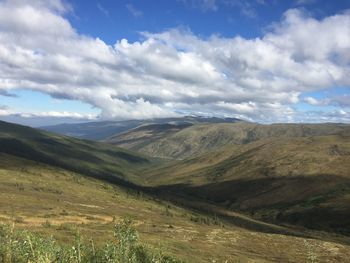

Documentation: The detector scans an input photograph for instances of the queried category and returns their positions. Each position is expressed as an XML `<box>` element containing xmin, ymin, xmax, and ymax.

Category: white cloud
<box><xmin>0</xmin><ymin>1</ymin><xmax>349</xmax><ymax>122</ymax></box>
<box><xmin>0</xmin><ymin>104</ymin><xmax>96</xmax><ymax>119</ymax></box>
<box><xmin>20</xmin><ymin>111</ymin><xmax>97</xmax><ymax>119</ymax></box>
<box><xmin>304</xmin><ymin>96</ymin><xmax>322</xmax><ymax>105</ymax></box>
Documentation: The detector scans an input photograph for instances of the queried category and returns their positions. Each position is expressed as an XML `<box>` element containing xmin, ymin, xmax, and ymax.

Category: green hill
<box><xmin>107</xmin><ymin>122</ymin><xmax>350</xmax><ymax>159</ymax></box>
<box><xmin>0</xmin><ymin>120</ymin><xmax>149</xmax><ymax>185</ymax></box>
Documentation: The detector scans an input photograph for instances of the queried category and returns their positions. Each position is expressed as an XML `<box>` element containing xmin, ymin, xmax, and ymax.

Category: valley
<box><xmin>1</xmin><ymin>119</ymin><xmax>350</xmax><ymax>262</ymax></box>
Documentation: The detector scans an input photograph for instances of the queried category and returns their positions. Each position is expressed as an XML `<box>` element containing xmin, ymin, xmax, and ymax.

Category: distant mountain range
<box><xmin>107</xmin><ymin>121</ymin><xmax>350</xmax><ymax>159</ymax></box>
<box><xmin>40</xmin><ymin>116</ymin><xmax>242</xmax><ymax>140</ymax></box>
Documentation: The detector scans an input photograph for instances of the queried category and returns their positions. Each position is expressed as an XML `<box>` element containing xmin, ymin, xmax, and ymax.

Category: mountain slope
<box><xmin>2</xmin><ymin>153</ymin><xmax>350</xmax><ymax>262</ymax></box>
<box><xmin>41</xmin><ymin>116</ymin><xmax>241</xmax><ymax>140</ymax></box>
<box><xmin>143</xmin><ymin>134</ymin><xmax>350</xmax><ymax>235</ymax></box>
<box><xmin>2</xmin><ymin>121</ymin><xmax>350</xmax><ymax>261</ymax></box>
<box><xmin>0</xmin><ymin>120</ymin><xmax>149</xmax><ymax>185</ymax></box>
<box><xmin>108</xmin><ymin>122</ymin><xmax>350</xmax><ymax>159</ymax></box>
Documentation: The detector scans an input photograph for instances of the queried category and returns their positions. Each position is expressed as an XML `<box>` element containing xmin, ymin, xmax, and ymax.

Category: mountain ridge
<box><xmin>40</xmin><ymin>116</ymin><xmax>242</xmax><ymax>140</ymax></box>
<box><xmin>107</xmin><ymin>122</ymin><xmax>350</xmax><ymax>159</ymax></box>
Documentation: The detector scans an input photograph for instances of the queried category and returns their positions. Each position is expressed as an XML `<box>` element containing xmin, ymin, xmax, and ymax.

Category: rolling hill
<box><xmin>41</xmin><ymin>116</ymin><xmax>241</xmax><ymax>140</ymax></box>
<box><xmin>108</xmin><ymin>122</ymin><xmax>350</xmax><ymax>159</ymax></box>
<box><xmin>0</xmin><ymin>120</ymin><xmax>149</xmax><ymax>185</ymax></box>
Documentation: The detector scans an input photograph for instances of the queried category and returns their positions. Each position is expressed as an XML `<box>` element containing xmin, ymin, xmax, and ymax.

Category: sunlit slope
<box><xmin>108</xmin><ymin>122</ymin><xmax>350</xmax><ymax>159</ymax></box>
<box><xmin>0</xmin><ymin>120</ymin><xmax>149</xmax><ymax>184</ymax></box>
<box><xmin>144</xmin><ymin>135</ymin><xmax>350</xmax><ymax>234</ymax></box>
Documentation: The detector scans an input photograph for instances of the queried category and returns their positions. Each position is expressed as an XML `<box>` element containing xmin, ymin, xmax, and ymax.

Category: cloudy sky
<box><xmin>0</xmin><ymin>0</ymin><xmax>349</xmax><ymax>126</ymax></box>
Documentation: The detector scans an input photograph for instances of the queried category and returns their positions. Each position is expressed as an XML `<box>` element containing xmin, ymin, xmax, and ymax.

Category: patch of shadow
<box><xmin>102</xmin><ymin>149</ymin><xmax>149</xmax><ymax>164</ymax></box>
<box><xmin>151</xmin><ymin>175</ymin><xmax>350</xmax><ymax>237</ymax></box>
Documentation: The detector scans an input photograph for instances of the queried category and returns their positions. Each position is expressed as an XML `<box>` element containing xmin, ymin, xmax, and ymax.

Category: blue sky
<box><xmin>67</xmin><ymin>0</ymin><xmax>349</xmax><ymax>42</ymax></box>
<box><xmin>0</xmin><ymin>0</ymin><xmax>349</xmax><ymax>125</ymax></box>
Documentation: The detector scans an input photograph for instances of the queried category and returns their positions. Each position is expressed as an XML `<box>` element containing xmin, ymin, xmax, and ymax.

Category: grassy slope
<box><xmin>108</xmin><ymin>122</ymin><xmax>350</xmax><ymax>159</ymax></box>
<box><xmin>143</xmin><ymin>134</ymin><xmax>350</xmax><ymax>235</ymax></box>
<box><xmin>1</xmin><ymin>153</ymin><xmax>350</xmax><ymax>262</ymax></box>
<box><xmin>0</xmin><ymin>120</ymin><xmax>149</xmax><ymax>184</ymax></box>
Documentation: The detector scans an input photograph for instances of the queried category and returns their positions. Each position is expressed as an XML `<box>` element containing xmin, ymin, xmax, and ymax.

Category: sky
<box><xmin>0</xmin><ymin>0</ymin><xmax>350</xmax><ymax>126</ymax></box>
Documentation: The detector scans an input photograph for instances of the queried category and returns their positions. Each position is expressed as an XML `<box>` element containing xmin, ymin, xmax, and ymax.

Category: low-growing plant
<box><xmin>0</xmin><ymin>219</ymin><xmax>182</xmax><ymax>263</ymax></box>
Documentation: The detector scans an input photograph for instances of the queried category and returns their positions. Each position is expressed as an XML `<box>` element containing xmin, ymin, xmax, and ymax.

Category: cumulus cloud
<box><xmin>0</xmin><ymin>0</ymin><xmax>349</xmax><ymax>122</ymax></box>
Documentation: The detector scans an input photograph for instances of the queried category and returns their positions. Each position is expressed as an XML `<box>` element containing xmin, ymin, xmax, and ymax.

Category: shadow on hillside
<box><xmin>149</xmin><ymin>175</ymin><xmax>350</xmax><ymax>242</ymax></box>
<box><xmin>0</xmin><ymin>138</ymin><xmax>146</xmax><ymax>190</ymax></box>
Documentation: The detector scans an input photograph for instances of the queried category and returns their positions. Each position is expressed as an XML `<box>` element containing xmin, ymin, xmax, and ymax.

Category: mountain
<box><xmin>4</xmin><ymin>121</ymin><xmax>350</xmax><ymax>262</ymax></box>
<box><xmin>143</xmin><ymin>134</ymin><xmax>350</xmax><ymax>235</ymax></box>
<box><xmin>108</xmin><ymin>122</ymin><xmax>350</xmax><ymax>159</ymax></box>
<box><xmin>105</xmin><ymin>120</ymin><xmax>350</xmax><ymax>235</ymax></box>
<box><xmin>4</xmin><ymin>119</ymin><xmax>350</xmax><ymax>237</ymax></box>
<box><xmin>0</xmin><ymin>120</ymin><xmax>149</xmax><ymax>185</ymax></box>
<box><xmin>40</xmin><ymin>116</ymin><xmax>241</xmax><ymax>140</ymax></box>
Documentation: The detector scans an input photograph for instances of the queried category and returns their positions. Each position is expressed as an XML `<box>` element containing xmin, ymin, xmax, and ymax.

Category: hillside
<box><xmin>41</xmin><ymin>116</ymin><xmax>241</xmax><ymax>140</ymax></box>
<box><xmin>143</xmin><ymin>134</ymin><xmax>350</xmax><ymax>235</ymax></box>
<box><xmin>0</xmin><ymin>120</ymin><xmax>149</xmax><ymax>185</ymax></box>
<box><xmin>2</xmin><ymin>120</ymin><xmax>350</xmax><ymax>261</ymax></box>
<box><xmin>3</xmin><ymin>147</ymin><xmax>350</xmax><ymax>261</ymax></box>
<box><xmin>108</xmin><ymin>122</ymin><xmax>350</xmax><ymax>159</ymax></box>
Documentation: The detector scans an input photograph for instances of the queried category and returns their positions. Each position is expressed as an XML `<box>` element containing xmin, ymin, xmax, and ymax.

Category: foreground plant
<box><xmin>0</xmin><ymin>219</ymin><xmax>181</xmax><ymax>263</ymax></box>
